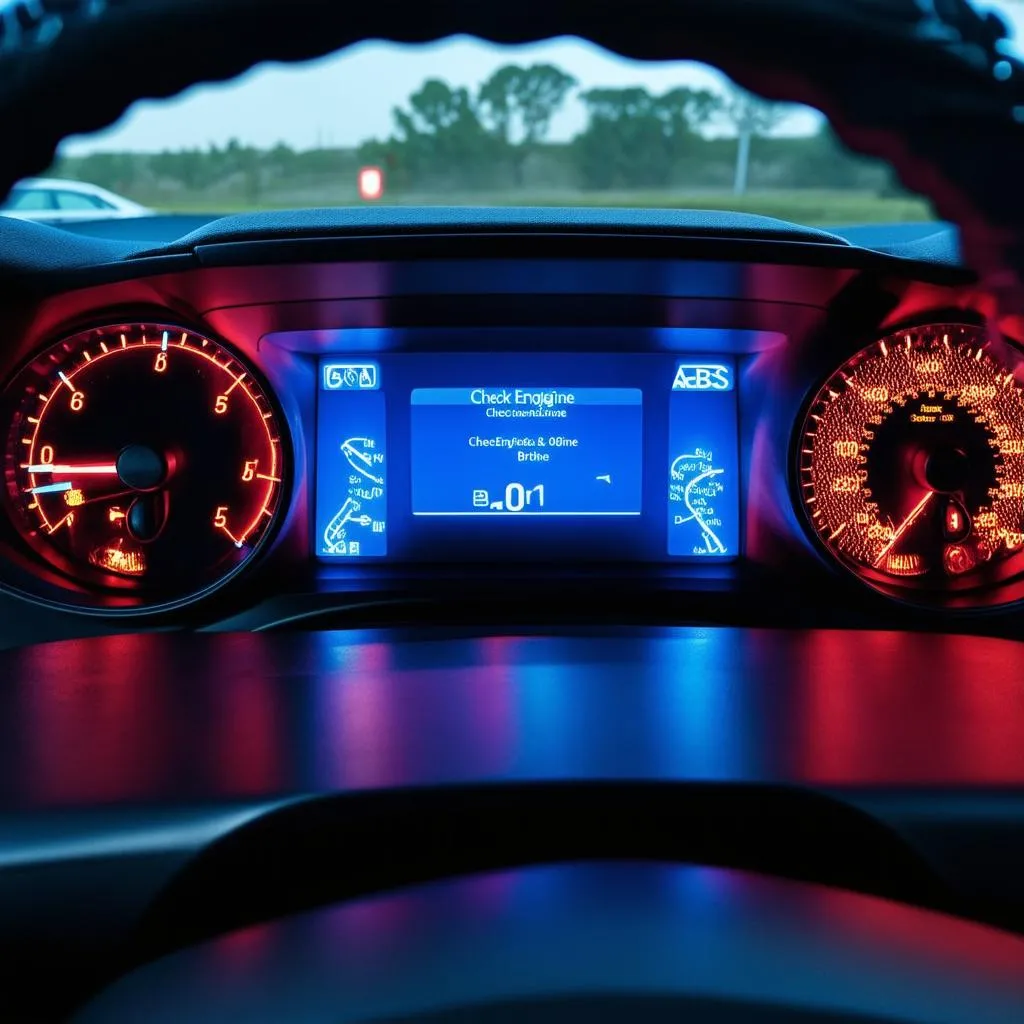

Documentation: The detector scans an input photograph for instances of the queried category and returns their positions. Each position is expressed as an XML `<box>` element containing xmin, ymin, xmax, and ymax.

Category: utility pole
<box><xmin>725</xmin><ymin>87</ymin><xmax>787</xmax><ymax>197</ymax></box>
<box><xmin>733</xmin><ymin>125</ymin><xmax>751</xmax><ymax>196</ymax></box>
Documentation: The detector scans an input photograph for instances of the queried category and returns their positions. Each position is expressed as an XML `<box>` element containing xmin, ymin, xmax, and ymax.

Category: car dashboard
<box><xmin>6</xmin><ymin>208</ymin><xmax>1024</xmax><ymax>1020</ymax></box>
<box><xmin>0</xmin><ymin>206</ymin><xmax>1019</xmax><ymax>643</ymax></box>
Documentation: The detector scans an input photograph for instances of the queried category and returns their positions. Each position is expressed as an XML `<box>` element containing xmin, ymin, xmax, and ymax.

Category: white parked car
<box><xmin>0</xmin><ymin>178</ymin><xmax>151</xmax><ymax>222</ymax></box>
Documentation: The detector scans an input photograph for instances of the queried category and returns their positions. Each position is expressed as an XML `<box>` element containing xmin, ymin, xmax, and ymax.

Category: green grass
<box><xmin>142</xmin><ymin>188</ymin><xmax>933</xmax><ymax>226</ymax></box>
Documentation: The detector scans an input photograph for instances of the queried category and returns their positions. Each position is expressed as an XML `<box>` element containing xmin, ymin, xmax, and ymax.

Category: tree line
<box><xmin>52</xmin><ymin>63</ymin><xmax>900</xmax><ymax>200</ymax></box>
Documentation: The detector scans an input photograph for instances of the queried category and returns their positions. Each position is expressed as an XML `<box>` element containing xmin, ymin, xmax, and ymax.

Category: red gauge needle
<box><xmin>75</xmin><ymin>488</ymin><xmax>135</xmax><ymax>508</ymax></box>
<box><xmin>26</xmin><ymin>463</ymin><xmax>118</xmax><ymax>475</ymax></box>
<box><xmin>873</xmin><ymin>491</ymin><xmax>935</xmax><ymax>568</ymax></box>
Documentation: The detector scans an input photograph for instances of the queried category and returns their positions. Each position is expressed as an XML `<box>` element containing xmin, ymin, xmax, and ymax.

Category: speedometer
<box><xmin>797</xmin><ymin>323</ymin><xmax>1024</xmax><ymax>600</ymax></box>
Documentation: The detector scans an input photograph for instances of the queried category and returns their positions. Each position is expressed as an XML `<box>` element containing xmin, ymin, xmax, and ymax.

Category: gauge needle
<box><xmin>75</xmin><ymin>488</ymin><xmax>135</xmax><ymax>509</ymax></box>
<box><xmin>27</xmin><ymin>463</ymin><xmax>119</xmax><ymax>475</ymax></box>
<box><xmin>873</xmin><ymin>491</ymin><xmax>935</xmax><ymax>568</ymax></box>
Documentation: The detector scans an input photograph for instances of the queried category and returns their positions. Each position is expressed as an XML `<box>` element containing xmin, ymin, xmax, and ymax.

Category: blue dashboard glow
<box><xmin>315</xmin><ymin>348</ymin><xmax>741</xmax><ymax>562</ymax></box>
<box><xmin>668</xmin><ymin>363</ymin><xmax>739</xmax><ymax>557</ymax></box>
<box><xmin>316</xmin><ymin>391</ymin><xmax>387</xmax><ymax>557</ymax></box>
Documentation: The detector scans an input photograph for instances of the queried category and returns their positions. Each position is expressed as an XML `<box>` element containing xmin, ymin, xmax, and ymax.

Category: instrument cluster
<box><xmin>798</xmin><ymin>323</ymin><xmax>1024</xmax><ymax>602</ymax></box>
<box><xmin>3</xmin><ymin>294</ymin><xmax>1024</xmax><ymax>620</ymax></box>
<box><xmin>2</xmin><ymin>322</ymin><xmax>285</xmax><ymax>609</ymax></box>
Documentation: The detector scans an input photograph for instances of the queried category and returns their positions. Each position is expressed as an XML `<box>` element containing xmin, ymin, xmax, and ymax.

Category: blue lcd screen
<box><xmin>410</xmin><ymin>387</ymin><xmax>643</xmax><ymax>517</ymax></box>
<box><xmin>667</xmin><ymin>363</ymin><xmax>740</xmax><ymax>557</ymax></box>
<box><xmin>315</xmin><ymin>352</ymin><xmax>741</xmax><ymax>562</ymax></box>
<box><xmin>316</xmin><ymin>363</ymin><xmax>387</xmax><ymax>558</ymax></box>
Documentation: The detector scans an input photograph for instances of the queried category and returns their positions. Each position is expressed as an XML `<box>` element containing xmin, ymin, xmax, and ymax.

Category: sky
<box><xmin>54</xmin><ymin>1</ymin><xmax>1024</xmax><ymax>156</ymax></box>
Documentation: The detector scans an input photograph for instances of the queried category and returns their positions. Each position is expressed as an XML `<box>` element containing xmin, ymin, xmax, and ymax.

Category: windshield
<box><xmin>20</xmin><ymin>0</ymin><xmax>1023</xmax><ymax>226</ymax></box>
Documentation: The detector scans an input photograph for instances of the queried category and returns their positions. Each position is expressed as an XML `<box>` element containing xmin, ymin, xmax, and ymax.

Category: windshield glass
<box><xmin>22</xmin><ymin>0</ymin><xmax>1023</xmax><ymax>226</ymax></box>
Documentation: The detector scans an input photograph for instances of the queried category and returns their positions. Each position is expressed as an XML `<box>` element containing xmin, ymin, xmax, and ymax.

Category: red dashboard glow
<box><xmin>2</xmin><ymin>323</ymin><xmax>285</xmax><ymax>600</ymax></box>
<box><xmin>799</xmin><ymin>323</ymin><xmax>1024</xmax><ymax>596</ymax></box>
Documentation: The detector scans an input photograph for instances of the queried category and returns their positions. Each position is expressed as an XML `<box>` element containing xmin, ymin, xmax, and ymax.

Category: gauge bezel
<box><xmin>0</xmin><ymin>315</ymin><xmax>293</xmax><ymax>616</ymax></box>
<box><xmin>792</xmin><ymin>318</ymin><xmax>1024</xmax><ymax>610</ymax></box>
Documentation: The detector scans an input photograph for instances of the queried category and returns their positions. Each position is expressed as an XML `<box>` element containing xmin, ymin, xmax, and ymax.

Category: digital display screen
<box><xmin>410</xmin><ymin>387</ymin><xmax>643</xmax><ymax>517</ymax></box>
<box><xmin>316</xmin><ymin>381</ymin><xmax>388</xmax><ymax>558</ymax></box>
<box><xmin>315</xmin><ymin>348</ymin><xmax>741</xmax><ymax>563</ymax></box>
<box><xmin>668</xmin><ymin>365</ymin><xmax>739</xmax><ymax>556</ymax></box>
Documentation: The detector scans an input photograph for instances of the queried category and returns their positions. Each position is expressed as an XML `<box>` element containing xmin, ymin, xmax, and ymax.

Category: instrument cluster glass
<box><xmin>7</xmin><ymin>314</ymin><xmax>1024</xmax><ymax>614</ymax></box>
<box><xmin>2</xmin><ymin>323</ymin><xmax>285</xmax><ymax>607</ymax></box>
<box><xmin>798</xmin><ymin>323</ymin><xmax>1024</xmax><ymax>602</ymax></box>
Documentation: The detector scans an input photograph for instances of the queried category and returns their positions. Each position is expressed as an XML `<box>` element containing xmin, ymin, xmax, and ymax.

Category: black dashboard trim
<box><xmin>160</xmin><ymin>207</ymin><xmax>853</xmax><ymax>250</ymax></box>
<box><xmin>0</xmin><ymin>213</ymin><xmax>975</xmax><ymax>300</ymax></box>
<box><xmin>189</xmin><ymin>233</ymin><xmax>973</xmax><ymax>284</ymax></box>
<box><xmin>0</xmin><ymin>233</ymin><xmax>971</xmax><ymax>307</ymax></box>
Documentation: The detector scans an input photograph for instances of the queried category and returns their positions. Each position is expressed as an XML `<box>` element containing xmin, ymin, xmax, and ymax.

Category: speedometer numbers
<box><xmin>3</xmin><ymin>324</ymin><xmax>285</xmax><ymax>605</ymax></box>
<box><xmin>798</xmin><ymin>324</ymin><xmax>1024</xmax><ymax>598</ymax></box>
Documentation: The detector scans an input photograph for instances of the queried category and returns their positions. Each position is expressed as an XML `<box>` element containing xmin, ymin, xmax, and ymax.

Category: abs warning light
<box><xmin>672</xmin><ymin>363</ymin><xmax>734</xmax><ymax>392</ymax></box>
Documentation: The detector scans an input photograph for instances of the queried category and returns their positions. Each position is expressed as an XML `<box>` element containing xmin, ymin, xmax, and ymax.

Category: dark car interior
<box><xmin>3</xmin><ymin>1</ymin><xmax>1024</xmax><ymax>1021</ymax></box>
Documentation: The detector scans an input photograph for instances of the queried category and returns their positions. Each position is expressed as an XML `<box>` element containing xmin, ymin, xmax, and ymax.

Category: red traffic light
<box><xmin>358</xmin><ymin>166</ymin><xmax>384</xmax><ymax>201</ymax></box>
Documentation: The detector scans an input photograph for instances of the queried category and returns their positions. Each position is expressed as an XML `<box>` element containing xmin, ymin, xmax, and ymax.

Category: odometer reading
<box><xmin>3</xmin><ymin>324</ymin><xmax>284</xmax><ymax>602</ymax></box>
<box><xmin>798</xmin><ymin>324</ymin><xmax>1024</xmax><ymax>593</ymax></box>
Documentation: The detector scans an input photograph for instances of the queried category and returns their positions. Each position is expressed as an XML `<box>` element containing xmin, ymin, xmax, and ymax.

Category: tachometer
<box><xmin>797</xmin><ymin>323</ymin><xmax>1024</xmax><ymax>600</ymax></box>
<box><xmin>3</xmin><ymin>323</ymin><xmax>285</xmax><ymax>606</ymax></box>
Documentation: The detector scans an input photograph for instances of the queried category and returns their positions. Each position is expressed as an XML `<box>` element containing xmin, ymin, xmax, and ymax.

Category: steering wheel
<box><xmin>1</xmin><ymin>0</ymin><xmax>1023</xmax><ymax>300</ymax></box>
